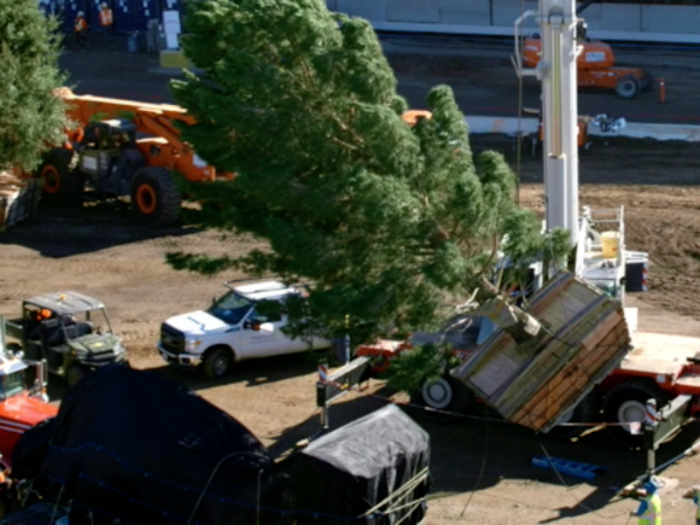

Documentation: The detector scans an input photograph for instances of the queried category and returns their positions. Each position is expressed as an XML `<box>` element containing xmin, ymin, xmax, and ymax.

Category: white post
<box><xmin>538</xmin><ymin>0</ymin><xmax>579</xmax><ymax>246</ymax></box>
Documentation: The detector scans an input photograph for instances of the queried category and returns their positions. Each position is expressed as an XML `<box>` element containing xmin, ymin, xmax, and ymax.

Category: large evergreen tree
<box><xmin>169</xmin><ymin>0</ymin><xmax>567</xmax><ymax>343</ymax></box>
<box><xmin>0</xmin><ymin>0</ymin><xmax>69</xmax><ymax>172</ymax></box>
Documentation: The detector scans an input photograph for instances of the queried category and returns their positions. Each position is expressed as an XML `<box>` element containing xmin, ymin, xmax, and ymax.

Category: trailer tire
<box><xmin>603</xmin><ymin>378</ymin><xmax>669</xmax><ymax>445</ymax></box>
<box><xmin>544</xmin><ymin>391</ymin><xmax>600</xmax><ymax>440</ymax></box>
<box><xmin>615</xmin><ymin>75</ymin><xmax>639</xmax><ymax>99</ymax></box>
<box><xmin>38</xmin><ymin>148</ymin><xmax>83</xmax><ymax>207</ymax></box>
<box><xmin>410</xmin><ymin>375</ymin><xmax>473</xmax><ymax>422</ymax></box>
<box><xmin>202</xmin><ymin>346</ymin><xmax>234</xmax><ymax>380</ymax></box>
<box><xmin>130</xmin><ymin>167</ymin><xmax>181</xmax><ymax>226</ymax></box>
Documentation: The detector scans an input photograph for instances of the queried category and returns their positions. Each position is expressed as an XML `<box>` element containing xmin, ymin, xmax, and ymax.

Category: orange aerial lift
<box><xmin>521</xmin><ymin>34</ymin><xmax>652</xmax><ymax>99</ymax></box>
<box><xmin>37</xmin><ymin>88</ymin><xmax>230</xmax><ymax>226</ymax></box>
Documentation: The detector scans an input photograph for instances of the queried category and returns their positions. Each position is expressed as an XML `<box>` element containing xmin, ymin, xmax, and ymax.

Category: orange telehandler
<box><xmin>37</xmin><ymin>88</ymin><xmax>229</xmax><ymax>226</ymax></box>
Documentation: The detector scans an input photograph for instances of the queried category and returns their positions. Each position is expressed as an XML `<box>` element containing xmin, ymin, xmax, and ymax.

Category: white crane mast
<box><xmin>515</xmin><ymin>0</ymin><xmax>580</xmax><ymax>247</ymax></box>
<box><xmin>514</xmin><ymin>3</ymin><xmax>636</xmax><ymax>307</ymax></box>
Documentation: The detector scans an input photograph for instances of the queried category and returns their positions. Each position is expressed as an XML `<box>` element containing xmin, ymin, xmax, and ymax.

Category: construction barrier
<box><xmin>465</xmin><ymin>115</ymin><xmax>700</xmax><ymax>142</ymax></box>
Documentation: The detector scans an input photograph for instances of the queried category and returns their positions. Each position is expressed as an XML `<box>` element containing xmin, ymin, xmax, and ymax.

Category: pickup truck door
<box><xmin>237</xmin><ymin>307</ymin><xmax>309</xmax><ymax>358</ymax></box>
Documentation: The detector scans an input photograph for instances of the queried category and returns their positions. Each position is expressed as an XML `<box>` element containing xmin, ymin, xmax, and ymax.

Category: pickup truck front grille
<box><xmin>160</xmin><ymin>323</ymin><xmax>185</xmax><ymax>354</ymax></box>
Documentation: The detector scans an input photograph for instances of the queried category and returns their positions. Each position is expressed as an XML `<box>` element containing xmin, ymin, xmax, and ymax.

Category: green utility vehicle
<box><xmin>5</xmin><ymin>292</ymin><xmax>128</xmax><ymax>386</ymax></box>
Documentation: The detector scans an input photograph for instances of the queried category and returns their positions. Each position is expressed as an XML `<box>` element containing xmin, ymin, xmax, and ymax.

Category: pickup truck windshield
<box><xmin>208</xmin><ymin>292</ymin><xmax>254</xmax><ymax>325</ymax></box>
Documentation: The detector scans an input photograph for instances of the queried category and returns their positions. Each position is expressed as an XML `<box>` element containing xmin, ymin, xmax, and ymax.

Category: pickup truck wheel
<box><xmin>203</xmin><ymin>347</ymin><xmax>233</xmax><ymax>379</ymax></box>
<box><xmin>603</xmin><ymin>378</ymin><xmax>668</xmax><ymax>446</ymax></box>
<box><xmin>410</xmin><ymin>375</ymin><xmax>473</xmax><ymax>422</ymax></box>
<box><xmin>66</xmin><ymin>364</ymin><xmax>88</xmax><ymax>387</ymax></box>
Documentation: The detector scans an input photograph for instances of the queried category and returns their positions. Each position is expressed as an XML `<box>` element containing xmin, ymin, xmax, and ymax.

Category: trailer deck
<box><xmin>619</xmin><ymin>332</ymin><xmax>700</xmax><ymax>391</ymax></box>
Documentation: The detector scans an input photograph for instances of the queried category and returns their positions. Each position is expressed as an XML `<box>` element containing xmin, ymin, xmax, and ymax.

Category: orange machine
<box><xmin>522</xmin><ymin>37</ymin><xmax>651</xmax><ymax>99</ymax></box>
<box><xmin>38</xmin><ymin>88</ymin><xmax>231</xmax><ymax>226</ymax></box>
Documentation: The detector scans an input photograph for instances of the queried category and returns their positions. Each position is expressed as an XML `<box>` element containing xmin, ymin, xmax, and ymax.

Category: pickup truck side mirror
<box><xmin>244</xmin><ymin>320</ymin><xmax>274</xmax><ymax>333</ymax></box>
<box><xmin>244</xmin><ymin>320</ymin><xmax>260</xmax><ymax>331</ymax></box>
<box><xmin>257</xmin><ymin>322</ymin><xmax>275</xmax><ymax>334</ymax></box>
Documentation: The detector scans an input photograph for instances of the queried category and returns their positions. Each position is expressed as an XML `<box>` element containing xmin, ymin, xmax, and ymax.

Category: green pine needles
<box><xmin>0</xmin><ymin>0</ymin><xmax>69</xmax><ymax>172</ymax></box>
<box><xmin>169</xmin><ymin>0</ymin><xmax>568</xmax><ymax>344</ymax></box>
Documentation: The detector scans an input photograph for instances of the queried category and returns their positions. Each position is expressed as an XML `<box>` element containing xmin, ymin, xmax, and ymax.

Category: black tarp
<box><xmin>12</xmin><ymin>365</ymin><xmax>273</xmax><ymax>525</ymax></box>
<box><xmin>13</xmin><ymin>367</ymin><xmax>430</xmax><ymax>525</ymax></box>
<box><xmin>265</xmin><ymin>404</ymin><xmax>431</xmax><ymax>524</ymax></box>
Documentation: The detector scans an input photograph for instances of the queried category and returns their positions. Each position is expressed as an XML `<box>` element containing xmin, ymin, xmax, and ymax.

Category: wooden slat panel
<box><xmin>457</xmin><ymin>273</ymin><xmax>633</xmax><ymax>432</ymax></box>
<box><xmin>464</xmin><ymin>339</ymin><xmax>523</xmax><ymax>397</ymax></box>
<box><xmin>511</xmin><ymin>315</ymin><xmax>630</xmax><ymax>429</ymax></box>
<box><xmin>492</xmin><ymin>300</ymin><xmax>618</xmax><ymax>415</ymax></box>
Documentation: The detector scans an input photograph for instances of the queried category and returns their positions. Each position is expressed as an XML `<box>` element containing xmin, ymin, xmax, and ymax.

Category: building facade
<box><xmin>327</xmin><ymin>0</ymin><xmax>700</xmax><ymax>44</ymax></box>
<box><xmin>38</xmin><ymin>0</ymin><xmax>700</xmax><ymax>44</ymax></box>
<box><xmin>39</xmin><ymin>0</ymin><xmax>182</xmax><ymax>35</ymax></box>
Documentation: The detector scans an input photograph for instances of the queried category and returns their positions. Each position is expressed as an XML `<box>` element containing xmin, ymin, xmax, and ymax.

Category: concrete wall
<box><xmin>440</xmin><ymin>0</ymin><xmax>491</xmax><ymax>26</ymax></box>
<box><xmin>337</xmin><ymin>0</ymin><xmax>386</xmax><ymax>21</ymax></box>
<box><xmin>387</xmin><ymin>0</ymin><xmax>441</xmax><ymax>23</ymax></box>
<box><xmin>328</xmin><ymin>0</ymin><xmax>700</xmax><ymax>44</ymax></box>
<box><xmin>642</xmin><ymin>5</ymin><xmax>700</xmax><ymax>34</ymax></box>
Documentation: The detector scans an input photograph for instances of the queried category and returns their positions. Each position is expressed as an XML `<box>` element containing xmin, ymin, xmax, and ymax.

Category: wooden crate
<box><xmin>453</xmin><ymin>272</ymin><xmax>631</xmax><ymax>432</ymax></box>
<box><xmin>0</xmin><ymin>172</ymin><xmax>40</xmax><ymax>231</ymax></box>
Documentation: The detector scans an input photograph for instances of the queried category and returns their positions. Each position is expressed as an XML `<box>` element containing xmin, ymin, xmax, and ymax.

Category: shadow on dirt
<box><xmin>138</xmin><ymin>350</ymin><xmax>328</xmax><ymax>392</ymax></box>
<box><xmin>471</xmin><ymin>134</ymin><xmax>700</xmax><ymax>186</ymax></box>
<box><xmin>265</xmin><ymin>389</ymin><xmax>700</xmax><ymax>522</ymax></box>
<box><xmin>1</xmin><ymin>203</ymin><xmax>200</xmax><ymax>258</ymax></box>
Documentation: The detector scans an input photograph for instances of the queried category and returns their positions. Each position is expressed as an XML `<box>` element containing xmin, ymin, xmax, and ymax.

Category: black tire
<box><xmin>615</xmin><ymin>75</ymin><xmax>639</xmax><ymax>99</ymax></box>
<box><xmin>38</xmin><ymin>148</ymin><xmax>83</xmax><ymax>207</ymax></box>
<box><xmin>130</xmin><ymin>167</ymin><xmax>181</xmax><ymax>226</ymax></box>
<box><xmin>544</xmin><ymin>391</ymin><xmax>600</xmax><ymax>440</ymax></box>
<box><xmin>202</xmin><ymin>347</ymin><xmax>234</xmax><ymax>379</ymax></box>
<box><xmin>66</xmin><ymin>363</ymin><xmax>88</xmax><ymax>387</ymax></box>
<box><xmin>410</xmin><ymin>375</ymin><xmax>473</xmax><ymax>422</ymax></box>
<box><xmin>603</xmin><ymin>378</ymin><xmax>668</xmax><ymax>445</ymax></box>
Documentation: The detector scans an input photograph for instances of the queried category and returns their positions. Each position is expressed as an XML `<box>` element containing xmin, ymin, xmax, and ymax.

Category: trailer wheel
<box><xmin>38</xmin><ymin>148</ymin><xmax>83</xmax><ymax>207</ymax></box>
<box><xmin>544</xmin><ymin>391</ymin><xmax>600</xmax><ymax>440</ymax></box>
<box><xmin>130</xmin><ymin>167</ymin><xmax>181</xmax><ymax>226</ymax></box>
<box><xmin>615</xmin><ymin>75</ymin><xmax>639</xmax><ymax>99</ymax></box>
<box><xmin>202</xmin><ymin>346</ymin><xmax>234</xmax><ymax>380</ymax></box>
<box><xmin>603</xmin><ymin>378</ymin><xmax>668</xmax><ymax>444</ymax></box>
<box><xmin>410</xmin><ymin>375</ymin><xmax>473</xmax><ymax>422</ymax></box>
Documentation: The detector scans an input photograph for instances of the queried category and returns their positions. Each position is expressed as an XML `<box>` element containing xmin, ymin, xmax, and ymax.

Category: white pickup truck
<box><xmin>157</xmin><ymin>281</ymin><xmax>330</xmax><ymax>379</ymax></box>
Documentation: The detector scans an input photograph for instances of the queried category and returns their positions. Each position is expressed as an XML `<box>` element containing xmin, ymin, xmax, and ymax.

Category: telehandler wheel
<box><xmin>202</xmin><ymin>347</ymin><xmax>234</xmax><ymax>379</ymax></box>
<box><xmin>66</xmin><ymin>364</ymin><xmax>88</xmax><ymax>387</ymax></box>
<box><xmin>130</xmin><ymin>167</ymin><xmax>181</xmax><ymax>226</ymax></box>
<box><xmin>38</xmin><ymin>148</ymin><xmax>83</xmax><ymax>207</ymax></box>
<box><xmin>615</xmin><ymin>75</ymin><xmax>640</xmax><ymax>99</ymax></box>
<box><xmin>603</xmin><ymin>378</ymin><xmax>669</xmax><ymax>446</ymax></box>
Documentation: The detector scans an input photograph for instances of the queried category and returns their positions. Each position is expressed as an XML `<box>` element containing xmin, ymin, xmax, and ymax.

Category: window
<box><xmin>208</xmin><ymin>292</ymin><xmax>254</xmax><ymax>325</ymax></box>
<box><xmin>247</xmin><ymin>304</ymin><xmax>283</xmax><ymax>324</ymax></box>
<box><xmin>0</xmin><ymin>372</ymin><xmax>25</xmax><ymax>400</ymax></box>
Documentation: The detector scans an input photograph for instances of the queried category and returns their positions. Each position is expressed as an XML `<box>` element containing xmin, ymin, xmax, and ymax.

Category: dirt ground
<box><xmin>1</xmin><ymin>135</ymin><xmax>699</xmax><ymax>524</ymax></box>
<box><xmin>1</xmin><ymin>40</ymin><xmax>699</xmax><ymax>524</ymax></box>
